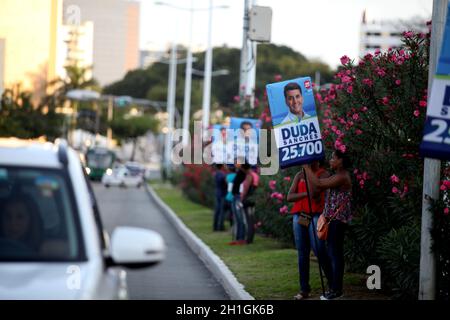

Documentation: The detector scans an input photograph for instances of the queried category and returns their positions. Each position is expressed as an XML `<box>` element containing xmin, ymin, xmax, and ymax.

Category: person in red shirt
<box><xmin>287</xmin><ymin>160</ymin><xmax>332</xmax><ymax>300</ymax></box>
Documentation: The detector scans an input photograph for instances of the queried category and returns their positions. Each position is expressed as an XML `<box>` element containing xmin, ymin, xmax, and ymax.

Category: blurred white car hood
<box><xmin>0</xmin><ymin>262</ymin><xmax>95</xmax><ymax>299</ymax></box>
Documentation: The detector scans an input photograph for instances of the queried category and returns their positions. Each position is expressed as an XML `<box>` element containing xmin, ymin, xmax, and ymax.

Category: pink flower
<box><xmin>376</xmin><ymin>67</ymin><xmax>386</xmax><ymax>77</ymax></box>
<box><xmin>355</xmin><ymin>129</ymin><xmax>363</xmax><ymax>135</ymax></box>
<box><xmin>419</xmin><ymin>100</ymin><xmax>427</xmax><ymax>108</ymax></box>
<box><xmin>361</xmin><ymin>106</ymin><xmax>368</xmax><ymax>112</ymax></box>
<box><xmin>269</xmin><ymin>180</ymin><xmax>276</xmax><ymax>190</ymax></box>
<box><xmin>272</xmin><ymin>192</ymin><xmax>284</xmax><ymax>200</ymax></box>
<box><xmin>362</xmin><ymin>78</ymin><xmax>373</xmax><ymax>86</ymax></box>
<box><xmin>346</xmin><ymin>86</ymin><xmax>353</xmax><ymax>94</ymax></box>
<box><xmin>403</xmin><ymin>31</ymin><xmax>414</xmax><ymax>38</ymax></box>
<box><xmin>359</xmin><ymin>180</ymin><xmax>365</xmax><ymax>186</ymax></box>
<box><xmin>444</xmin><ymin>208</ymin><xmax>449</xmax><ymax>216</ymax></box>
<box><xmin>334</xmin><ymin>140</ymin><xmax>343</xmax><ymax>149</ymax></box>
<box><xmin>364</xmin><ymin>53</ymin><xmax>373</xmax><ymax>61</ymax></box>
<box><xmin>443</xmin><ymin>181</ymin><xmax>450</xmax><ymax>188</ymax></box>
<box><xmin>392</xmin><ymin>187</ymin><xmax>399</xmax><ymax>194</ymax></box>
<box><xmin>279</xmin><ymin>205</ymin><xmax>288</xmax><ymax>215</ymax></box>
<box><xmin>390</xmin><ymin>175</ymin><xmax>400</xmax><ymax>184</ymax></box>
<box><xmin>341</xmin><ymin>76</ymin><xmax>352</xmax><ymax>83</ymax></box>
<box><xmin>283</xmin><ymin>176</ymin><xmax>291</xmax><ymax>182</ymax></box>
<box><xmin>395</xmin><ymin>79</ymin><xmax>401</xmax><ymax>86</ymax></box>
<box><xmin>352</xmin><ymin>113</ymin><xmax>359</xmax><ymax>120</ymax></box>
<box><xmin>338</xmin><ymin>145</ymin><xmax>346</xmax><ymax>153</ymax></box>
<box><xmin>362</xmin><ymin>172</ymin><xmax>368</xmax><ymax>180</ymax></box>
<box><xmin>340</xmin><ymin>55</ymin><xmax>350</xmax><ymax>65</ymax></box>
<box><xmin>233</xmin><ymin>95</ymin><xmax>240</xmax><ymax>103</ymax></box>
<box><xmin>414</xmin><ymin>110</ymin><xmax>420</xmax><ymax>117</ymax></box>
<box><xmin>381</xmin><ymin>97</ymin><xmax>389</xmax><ymax>105</ymax></box>
<box><xmin>336</xmin><ymin>130</ymin><xmax>342</xmax><ymax>136</ymax></box>
<box><xmin>441</xmin><ymin>185</ymin><xmax>447</xmax><ymax>191</ymax></box>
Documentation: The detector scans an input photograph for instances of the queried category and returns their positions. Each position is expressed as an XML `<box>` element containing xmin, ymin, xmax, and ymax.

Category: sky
<box><xmin>139</xmin><ymin>0</ymin><xmax>432</xmax><ymax>68</ymax></box>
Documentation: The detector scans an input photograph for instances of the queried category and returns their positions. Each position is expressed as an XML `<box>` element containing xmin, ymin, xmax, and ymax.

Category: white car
<box><xmin>0</xmin><ymin>138</ymin><xmax>165</xmax><ymax>299</ymax></box>
<box><xmin>101</xmin><ymin>165</ymin><xmax>143</xmax><ymax>188</ymax></box>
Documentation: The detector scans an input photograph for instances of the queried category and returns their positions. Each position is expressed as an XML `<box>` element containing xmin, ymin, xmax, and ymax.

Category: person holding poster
<box><xmin>303</xmin><ymin>149</ymin><xmax>353</xmax><ymax>300</ymax></box>
<box><xmin>266</xmin><ymin>77</ymin><xmax>324</xmax><ymax>169</ymax></box>
<box><xmin>287</xmin><ymin>160</ymin><xmax>332</xmax><ymax>300</ymax></box>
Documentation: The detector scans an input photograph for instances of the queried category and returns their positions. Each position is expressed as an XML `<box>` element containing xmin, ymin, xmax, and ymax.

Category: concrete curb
<box><xmin>145</xmin><ymin>183</ymin><xmax>255</xmax><ymax>301</ymax></box>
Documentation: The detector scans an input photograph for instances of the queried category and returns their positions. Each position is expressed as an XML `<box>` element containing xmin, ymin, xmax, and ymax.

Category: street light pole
<box><xmin>201</xmin><ymin>0</ymin><xmax>213</xmax><ymax>138</ymax></box>
<box><xmin>164</xmin><ymin>42</ymin><xmax>177</xmax><ymax>175</ymax></box>
<box><xmin>239</xmin><ymin>0</ymin><xmax>250</xmax><ymax>105</ymax></box>
<box><xmin>182</xmin><ymin>0</ymin><xmax>194</xmax><ymax>147</ymax></box>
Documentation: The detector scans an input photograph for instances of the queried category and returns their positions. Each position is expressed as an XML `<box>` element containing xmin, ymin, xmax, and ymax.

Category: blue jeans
<box><xmin>231</xmin><ymin>196</ymin><xmax>246</xmax><ymax>241</ymax></box>
<box><xmin>214</xmin><ymin>195</ymin><xmax>225</xmax><ymax>231</ymax></box>
<box><xmin>293</xmin><ymin>213</ymin><xmax>332</xmax><ymax>293</ymax></box>
<box><xmin>327</xmin><ymin>219</ymin><xmax>346</xmax><ymax>293</ymax></box>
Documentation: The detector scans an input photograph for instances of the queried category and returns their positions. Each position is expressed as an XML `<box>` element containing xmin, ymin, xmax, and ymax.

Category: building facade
<box><xmin>359</xmin><ymin>11</ymin><xmax>429</xmax><ymax>58</ymax></box>
<box><xmin>0</xmin><ymin>0</ymin><xmax>63</xmax><ymax>99</ymax></box>
<box><xmin>63</xmin><ymin>0</ymin><xmax>140</xmax><ymax>86</ymax></box>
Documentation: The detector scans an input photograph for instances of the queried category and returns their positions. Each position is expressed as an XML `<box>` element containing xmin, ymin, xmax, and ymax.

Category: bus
<box><xmin>85</xmin><ymin>147</ymin><xmax>116</xmax><ymax>181</ymax></box>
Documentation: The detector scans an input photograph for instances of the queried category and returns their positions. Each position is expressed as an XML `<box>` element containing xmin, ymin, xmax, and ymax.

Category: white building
<box><xmin>359</xmin><ymin>10</ymin><xmax>429</xmax><ymax>58</ymax></box>
<box><xmin>63</xmin><ymin>0</ymin><xmax>140</xmax><ymax>86</ymax></box>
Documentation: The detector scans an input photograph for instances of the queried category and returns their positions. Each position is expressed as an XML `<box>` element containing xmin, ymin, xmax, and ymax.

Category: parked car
<box><xmin>0</xmin><ymin>138</ymin><xmax>165</xmax><ymax>299</ymax></box>
<box><xmin>101</xmin><ymin>165</ymin><xmax>143</xmax><ymax>188</ymax></box>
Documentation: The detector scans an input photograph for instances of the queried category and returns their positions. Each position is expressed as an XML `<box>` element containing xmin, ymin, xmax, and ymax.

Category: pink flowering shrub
<box><xmin>315</xmin><ymin>28</ymin><xmax>450</xmax><ymax>299</ymax></box>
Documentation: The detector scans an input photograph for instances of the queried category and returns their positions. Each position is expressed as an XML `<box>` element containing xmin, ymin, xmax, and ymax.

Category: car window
<box><xmin>0</xmin><ymin>166</ymin><xmax>85</xmax><ymax>262</ymax></box>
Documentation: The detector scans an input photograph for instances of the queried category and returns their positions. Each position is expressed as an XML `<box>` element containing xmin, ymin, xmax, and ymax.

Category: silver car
<box><xmin>0</xmin><ymin>139</ymin><xmax>165</xmax><ymax>299</ymax></box>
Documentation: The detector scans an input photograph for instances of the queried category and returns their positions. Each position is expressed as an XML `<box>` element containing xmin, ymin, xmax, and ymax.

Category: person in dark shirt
<box><xmin>229</xmin><ymin>162</ymin><xmax>251</xmax><ymax>245</ymax></box>
<box><xmin>213</xmin><ymin>164</ymin><xmax>228</xmax><ymax>231</ymax></box>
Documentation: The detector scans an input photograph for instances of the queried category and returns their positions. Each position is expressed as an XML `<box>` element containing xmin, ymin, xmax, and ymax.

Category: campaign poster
<box><xmin>229</xmin><ymin>117</ymin><xmax>261</xmax><ymax>165</ymax></box>
<box><xmin>266</xmin><ymin>76</ymin><xmax>324</xmax><ymax>169</ymax></box>
<box><xmin>420</xmin><ymin>1</ymin><xmax>450</xmax><ymax>160</ymax></box>
<box><xmin>211</xmin><ymin>124</ymin><xmax>234</xmax><ymax>164</ymax></box>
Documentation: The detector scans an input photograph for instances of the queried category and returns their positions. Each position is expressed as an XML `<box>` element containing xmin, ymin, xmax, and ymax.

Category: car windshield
<box><xmin>0</xmin><ymin>166</ymin><xmax>85</xmax><ymax>262</ymax></box>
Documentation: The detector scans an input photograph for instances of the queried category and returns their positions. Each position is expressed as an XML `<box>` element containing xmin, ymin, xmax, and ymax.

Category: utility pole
<box><xmin>164</xmin><ymin>42</ymin><xmax>177</xmax><ymax>176</ymax></box>
<box><xmin>201</xmin><ymin>0</ymin><xmax>213</xmax><ymax>138</ymax></box>
<box><xmin>419</xmin><ymin>0</ymin><xmax>447</xmax><ymax>300</ymax></box>
<box><xmin>182</xmin><ymin>0</ymin><xmax>194</xmax><ymax>147</ymax></box>
<box><xmin>107</xmin><ymin>96</ymin><xmax>113</xmax><ymax>148</ymax></box>
<box><xmin>239</xmin><ymin>0</ymin><xmax>250</xmax><ymax>105</ymax></box>
<box><xmin>246</xmin><ymin>0</ymin><xmax>258</xmax><ymax>109</ymax></box>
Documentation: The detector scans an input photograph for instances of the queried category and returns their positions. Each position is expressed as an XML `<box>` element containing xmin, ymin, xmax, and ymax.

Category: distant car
<box><xmin>0</xmin><ymin>138</ymin><xmax>165</xmax><ymax>299</ymax></box>
<box><xmin>125</xmin><ymin>161</ymin><xmax>145</xmax><ymax>179</ymax></box>
<box><xmin>101</xmin><ymin>165</ymin><xmax>143</xmax><ymax>188</ymax></box>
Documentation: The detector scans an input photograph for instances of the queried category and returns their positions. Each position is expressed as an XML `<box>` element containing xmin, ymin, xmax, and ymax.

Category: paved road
<box><xmin>92</xmin><ymin>183</ymin><xmax>229</xmax><ymax>300</ymax></box>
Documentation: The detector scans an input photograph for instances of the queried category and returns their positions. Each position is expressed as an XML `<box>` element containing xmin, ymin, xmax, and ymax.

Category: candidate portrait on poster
<box><xmin>266</xmin><ymin>77</ymin><xmax>324</xmax><ymax>169</ymax></box>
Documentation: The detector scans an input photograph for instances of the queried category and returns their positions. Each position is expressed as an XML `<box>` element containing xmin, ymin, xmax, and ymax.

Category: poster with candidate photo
<box><xmin>211</xmin><ymin>124</ymin><xmax>234</xmax><ymax>164</ymax></box>
<box><xmin>211</xmin><ymin>119</ymin><xmax>260</xmax><ymax>165</ymax></box>
<box><xmin>266</xmin><ymin>76</ymin><xmax>324</xmax><ymax>169</ymax></box>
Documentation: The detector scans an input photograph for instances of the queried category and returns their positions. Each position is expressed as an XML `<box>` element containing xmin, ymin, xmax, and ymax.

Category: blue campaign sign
<box><xmin>229</xmin><ymin>117</ymin><xmax>261</xmax><ymax>165</ymax></box>
<box><xmin>420</xmin><ymin>1</ymin><xmax>450</xmax><ymax>160</ymax></box>
<box><xmin>266</xmin><ymin>76</ymin><xmax>324</xmax><ymax>169</ymax></box>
